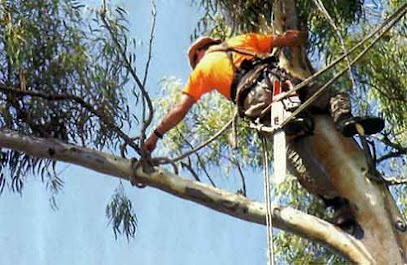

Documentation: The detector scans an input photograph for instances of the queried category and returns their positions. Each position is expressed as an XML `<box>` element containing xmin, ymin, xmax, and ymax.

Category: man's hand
<box><xmin>144</xmin><ymin>134</ymin><xmax>159</xmax><ymax>153</ymax></box>
<box><xmin>273</xmin><ymin>29</ymin><xmax>308</xmax><ymax>47</ymax></box>
<box><xmin>143</xmin><ymin>94</ymin><xmax>195</xmax><ymax>154</ymax></box>
<box><xmin>285</xmin><ymin>29</ymin><xmax>308</xmax><ymax>42</ymax></box>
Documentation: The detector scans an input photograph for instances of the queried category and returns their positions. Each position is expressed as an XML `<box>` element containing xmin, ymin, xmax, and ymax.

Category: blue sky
<box><xmin>0</xmin><ymin>1</ymin><xmax>267</xmax><ymax>265</ymax></box>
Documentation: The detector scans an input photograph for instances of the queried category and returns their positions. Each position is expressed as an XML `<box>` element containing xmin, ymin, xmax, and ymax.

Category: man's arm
<box><xmin>272</xmin><ymin>30</ymin><xmax>308</xmax><ymax>48</ymax></box>
<box><xmin>144</xmin><ymin>93</ymin><xmax>195</xmax><ymax>153</ymax></box>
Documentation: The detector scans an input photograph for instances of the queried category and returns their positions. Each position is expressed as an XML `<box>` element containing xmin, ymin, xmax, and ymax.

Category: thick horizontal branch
<box><xmin>0</xmin><ymin>129</ymin><xmax>373</xmax><ymax>263</ymax></box>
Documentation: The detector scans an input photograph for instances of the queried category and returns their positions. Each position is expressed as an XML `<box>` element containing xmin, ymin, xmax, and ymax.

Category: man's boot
<box><xmin>322</xmin><ymin>197</ymin><xmax>355</xmax><ymax>226</ymax></box>
<box><xmin>336</xmin><ymin>115</ymin><xmax>385</xmax><ymax>137</ymax></box>
<box><xmin>321</xmin><ymin>196</ymin><xmax>364</xmax><ymax>238</ymax></box>
<box><xmin>330</xmin><ymin>93</ymin><xmax>385</xmax><ymax>137</ymax></box>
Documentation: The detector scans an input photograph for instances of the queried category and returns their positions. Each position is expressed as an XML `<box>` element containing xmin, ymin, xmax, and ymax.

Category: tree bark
<box><xmin>274</xmin><ymin>0</ymin><xmax>407</xmax><ymax>263</ymax></box>
<box><xmin>0</xmin><ymin>128</ymin><xmax>373</xmax><ymax>263</ymax></box>
<box><xmin>289</xmin><ymin>116</ymin><xmax>407</xmax><ymax>264</ymax></box>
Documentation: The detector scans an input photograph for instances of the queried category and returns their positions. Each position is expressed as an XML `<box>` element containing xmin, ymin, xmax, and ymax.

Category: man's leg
<box><xmin>330</xmin><ymin>93</ymin><xmax>385</xmax><ymax>137</ymax></box>
<box><xmin>300</xmin><ymin>83</ymin><xmax>384</xmax><ymax>137</ymax></box>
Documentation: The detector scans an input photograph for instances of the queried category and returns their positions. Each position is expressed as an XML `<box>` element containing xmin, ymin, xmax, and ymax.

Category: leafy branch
<box><xmin>106</xmin><ymin>182</ymin><xmax>138</xmax><ymax>240</ymax></box>
<box><xmin>0</xmin><ymin>83</ymin><xmax>140</xmax><ymax>153</ymax></box>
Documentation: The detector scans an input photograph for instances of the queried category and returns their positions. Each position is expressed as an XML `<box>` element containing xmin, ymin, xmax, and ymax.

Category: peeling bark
<box><xmin>0</xmin><ymin>128</ymin><xmax>373</xmax><ymax>263</ymax></box>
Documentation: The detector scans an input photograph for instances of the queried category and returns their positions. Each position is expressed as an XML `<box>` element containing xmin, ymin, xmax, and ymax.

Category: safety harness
<box><xmin>208</xmin><ymin>43</ymin><xmax>282</xmax><ymax>103</ymax></box>
<box><xmin>207</xmin><ymin>42</ymin><xmax>310</xmax><ymax>132</ymax></box>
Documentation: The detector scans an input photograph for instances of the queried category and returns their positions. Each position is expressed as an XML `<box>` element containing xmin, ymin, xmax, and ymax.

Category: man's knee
<box><xmin>330</xmin><ymin>92</ymin><xmax>351</xmax><ymax>122</ymax></box>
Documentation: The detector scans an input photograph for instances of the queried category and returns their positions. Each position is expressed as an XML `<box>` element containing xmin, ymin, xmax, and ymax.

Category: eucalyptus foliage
<box><xmin>0</xmin><ymin>0</ymin><xmax>141</xmax><ymax>238</ymax></box>
<box><xmin>106</xmin><ymin>182</ymin><xmax>138</xmax><ymax>240</ymax></box>
<box><xmin>0</xmin><ymin>1</ymin><xmax>135</xmax><ymax>193</ymax></box>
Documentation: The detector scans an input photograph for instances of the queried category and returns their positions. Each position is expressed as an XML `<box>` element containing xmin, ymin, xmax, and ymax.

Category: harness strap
<box><xmin>207</xmin><ymin>42</ymin><xmax>277</xmax><ymax>103</ymax></box>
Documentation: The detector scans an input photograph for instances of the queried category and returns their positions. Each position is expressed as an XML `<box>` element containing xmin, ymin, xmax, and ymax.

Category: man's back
<box><xmin>183</xmin><ymin>33</ymin><xmax>274</xmax><ymax>101</ymax></box>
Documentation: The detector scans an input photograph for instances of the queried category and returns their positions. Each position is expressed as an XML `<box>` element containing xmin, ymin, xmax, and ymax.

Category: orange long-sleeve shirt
<box><xmin>182</xmin><ymin>33</ymin><xmax>277</xmax><ymax>101</ymax></box>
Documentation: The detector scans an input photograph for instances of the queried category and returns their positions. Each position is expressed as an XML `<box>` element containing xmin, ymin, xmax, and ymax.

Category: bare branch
<box><xmin>371</xmin><ymin>134</ymin><xmax>407</xmax><ymax>163</ymax></box>
<box><xmin>176</xmin><ymin>129</ymin><xmax>217</xmax><ymax>187</ymax></box>
<box><xmin>139</xmin><ymin>0</ymin><xmax>157</xmax><ymax>147</ymax></box>
<box><xmin>99</xmin><ymin>6</ymin><xmax>154</xmax><ymax>152</ymax></box>
<box><xmin>235</xmin><ymin>159</ymin><xmax>247</xmax><ymax>196</ymax></box>
<box><xmin>159</xmin><ymin>112</ymin><xmax>237</xmax><ymax>164</ymax></box>
<box><xmin>374</xmin><ymin>134</ymin><xmax>406</xmax><ymax>150</ymax></box>
<box><xmin>0</xmin><ymin>83</ymin><xmax>92</xmax><ymax>105</ymax></box>
<box><xmin>384</xmin><ymin>176</ymin><xmax>407</xmax><ymax>186</ymax></box>
<box><xmin>0</xmin><ymin>128</ymin><xmax>373</xmax><ymax>263</ymax></box>
<box><xmin>377</xmin><ymin>150</ymin><xmax>407</xmax><ymax>163</ymax></box>
<box><xmin>143</xmin><ymin>0</ymin><xmax>157</xmax><ymax>88</ymax></box>
<box><xmin>181</xmin><ymin>158</ymin><xmax>201</xmax><ymax>182</ymax></box>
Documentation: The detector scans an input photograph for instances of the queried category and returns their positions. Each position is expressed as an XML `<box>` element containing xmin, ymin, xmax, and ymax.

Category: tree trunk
<box><xmin>290</xmin><ymin>116</ymin><xmax>407</xmax><ymax>264</ymax></box>
<box><xmin>274</xmin><ymin>0</ymin><xmax>407</xmax><ymax>263</ymax></box>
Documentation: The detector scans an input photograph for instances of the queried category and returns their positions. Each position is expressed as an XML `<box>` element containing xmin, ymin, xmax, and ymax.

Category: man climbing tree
<box><xmin>145</xmin><ymin>29</ymin><xmax>385</xmax><ymax>152</ymax></box>
<box><xmin>144</xmin><ymin>29</ymin><xmax>385</xmax><ymax>229</ymax></box>
<box><xmin>145</xmin><ymin>30</ymin><xmax>310</xmax><ymax>152</ymax></box>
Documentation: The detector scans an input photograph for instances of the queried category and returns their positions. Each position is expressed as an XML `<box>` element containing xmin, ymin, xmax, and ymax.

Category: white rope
<box><xmin>262</xmin><ymin>137</ymin><xmax>275</xmax><ymax>265</ymax></box>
